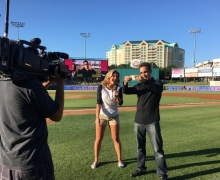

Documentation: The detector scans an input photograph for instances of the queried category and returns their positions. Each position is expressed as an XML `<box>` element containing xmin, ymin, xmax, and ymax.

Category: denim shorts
<box><xmin>0</xmin><ymin>158</ymin><xmax>55</xmax><ymax>180</ymax></box>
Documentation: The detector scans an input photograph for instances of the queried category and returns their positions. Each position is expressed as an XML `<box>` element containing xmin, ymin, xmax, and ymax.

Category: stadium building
<box><xmin>195</xmin><ymin>58</ymin><xmax>220</xmax><ymax>68</ymax></box>
<box><xmin>106</xmin><ymin>40</ymin><xmax>185</xmax><ymax>68</ymax></box>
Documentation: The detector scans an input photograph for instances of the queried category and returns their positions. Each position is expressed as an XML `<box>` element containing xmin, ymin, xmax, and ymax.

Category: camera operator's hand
<box><xmin>49</xmin><ymin>62</ymin><xmax>67</xmax><ymax>122</ymax></box>
<box><xmin>124</xmin><ymin>76</ymin><xmax>132</xmax><ymax>85</ymax></box>
<box><xmin>42</xmin><ymin>76</ymin><xmax>55</xmax><ymax>89</ymax></box>
<box><xmin>55</xmin><ymin>62</ymin><xmax>68</xmax><ymax>81</ymax></box>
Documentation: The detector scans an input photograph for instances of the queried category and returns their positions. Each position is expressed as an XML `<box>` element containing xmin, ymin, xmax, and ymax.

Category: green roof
<box><xmin>107</xmin><ymin>40</ymin><xmax>184</xmax><ymax>52</ymax></box>
<box><xmin>107</xmin><ymin>44</ymin><xmax>124</xmax><ymax>52</ymax></box>
<box><xmin>117</xmin><ymin>44</ymin><xmax>124</xmax><ymax>49</ymax></box>
<box><xmin>164</xmin><ymin>42</ymin><xmax>179</xmax><ymax>47</ymax></box>
<box><xmin>122</xmin><ymin>40</ymin><xmax>170</xmax><ymax>44</ymax></box>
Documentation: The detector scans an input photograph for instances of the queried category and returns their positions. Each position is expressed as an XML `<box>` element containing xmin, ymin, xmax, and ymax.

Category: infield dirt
<box><xmin>46</xmin><ymin>92</ymin><xmax>220</xmax><ymax>125</ymax></box>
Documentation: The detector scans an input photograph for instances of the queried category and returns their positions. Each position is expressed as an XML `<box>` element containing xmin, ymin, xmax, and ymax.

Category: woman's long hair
<box><xmin>101</xmin><ymin>69</ymin><xmax>120</xmax><ymax>87</ymax></box>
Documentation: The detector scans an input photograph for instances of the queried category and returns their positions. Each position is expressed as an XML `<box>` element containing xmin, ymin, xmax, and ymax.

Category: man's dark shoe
<box><xmin>130</xmin><ymin>169</ymin><xmax>146</xmax><ymax>177</ymax></box>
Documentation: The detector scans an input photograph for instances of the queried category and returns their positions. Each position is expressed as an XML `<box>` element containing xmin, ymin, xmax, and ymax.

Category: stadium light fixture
<box><xmin>189</xmin><ymin>28</ymin><xmax>201</xmax><ymax>67</ymax></box>
<box><xmin>80</xmin><ymin>33</ymin><xmax>91</xmax><ymax>60</ymax></box>
<box><xmin>11</xmin><ymin>21</ymin><xmax>25</xmax><ymax>40</ymax></box>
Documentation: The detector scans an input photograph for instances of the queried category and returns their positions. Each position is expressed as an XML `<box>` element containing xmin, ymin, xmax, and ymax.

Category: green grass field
<box><xmin>47</xmin><ymin>91</ymin><xmax>220</xmax><ymax>180</ymax></box>
<box><xmin>49</xmin><ymin>90</ymin><xmax>220</xmax><ymax>110</ymax></box>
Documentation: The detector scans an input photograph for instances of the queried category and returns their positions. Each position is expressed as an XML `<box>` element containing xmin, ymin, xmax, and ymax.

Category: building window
<box><xmin>125</xmin><ymin>47</ymin><xmax>130</xmax><ymax>64</ymax></box>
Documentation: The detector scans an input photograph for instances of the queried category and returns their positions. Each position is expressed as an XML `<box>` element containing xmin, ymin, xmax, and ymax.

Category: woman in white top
<box><xmin>91</xmin><ymin>69</ymin><xmax>124</xmax><ymax>169</ymax></box>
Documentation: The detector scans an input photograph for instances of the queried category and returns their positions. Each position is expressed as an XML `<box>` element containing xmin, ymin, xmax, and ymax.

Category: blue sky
<box><xmin>0</xmin><ymin>0</ymin><xmax>220</xmax><ymax>68</ymax></box>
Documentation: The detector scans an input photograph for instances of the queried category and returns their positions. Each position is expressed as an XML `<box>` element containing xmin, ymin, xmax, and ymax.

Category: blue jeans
<box><xmin>134</xmin><ymin>121</ymin><xmax>168</xmax><ymax>178</ymax></box>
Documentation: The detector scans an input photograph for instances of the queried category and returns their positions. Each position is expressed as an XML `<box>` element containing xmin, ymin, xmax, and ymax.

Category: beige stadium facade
<box><xmin>195</xmin><ymin>58</ymin><xmax>220</xmax><ymax>68</ymax></box>
<box><xmin>106</xmin><ymin>40</ymin><xmax>185</xmax><ymax>68</ymax></box>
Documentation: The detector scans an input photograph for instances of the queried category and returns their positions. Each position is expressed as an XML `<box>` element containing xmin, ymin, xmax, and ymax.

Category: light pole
<box><xmin>189</xmin><ymin>28</ymin><xmax>201</xmax><ymax>67</ymax></box>
<box><xmin>80</xmin><ymin>33</ymin><xmax>91</xmax><ymax>60</ymax></box>
<box><xmin>11</xmin><ymin>21</ymin><xmax>25</xmax><ymax>40</ymax></box>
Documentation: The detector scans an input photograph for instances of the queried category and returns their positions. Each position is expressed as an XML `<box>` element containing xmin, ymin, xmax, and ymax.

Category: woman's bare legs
<box><xmin>109</xmin><ymin>124</ymin><xmax>122</xmax><ymax>163</ymax></box>
<box><xmin>93</xmin><ymin>124</ymin><xmax>106</xmax><ymax>163</ymax></box>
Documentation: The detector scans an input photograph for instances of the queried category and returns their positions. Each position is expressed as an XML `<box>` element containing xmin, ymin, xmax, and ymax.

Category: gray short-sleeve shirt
<box><xmin>0</xmin><ymin>79</ymin><xmax>59</xmax><ymax>170</ymax></box>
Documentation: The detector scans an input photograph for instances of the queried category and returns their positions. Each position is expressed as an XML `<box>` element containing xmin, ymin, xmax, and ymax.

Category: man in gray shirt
<box><xmin>0</xmin><ymin>63</ymin><xmax>67</xmax><ymax>180</ymax></box>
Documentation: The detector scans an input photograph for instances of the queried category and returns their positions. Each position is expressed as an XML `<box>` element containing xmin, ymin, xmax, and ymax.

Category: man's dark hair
<box><xmin>83</xmin><ymin>60</ymin><xmax>88</xmax><ymax>64</ymax></box>
<box><xmin>139</xmin><ymin>62</ymin><xmax>152</xmax><ymax>71</ymax></box>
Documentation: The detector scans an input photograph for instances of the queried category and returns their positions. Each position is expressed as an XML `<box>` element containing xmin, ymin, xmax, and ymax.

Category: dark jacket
<box><xmin>123</xmin><ymin>77</ymin><xmax>163</xmax><ymax>125</ymax></box>
<box><xmin>77</xmin><ymin>68</ymin><xmax>96</xmax><ymax>78</ymax></box>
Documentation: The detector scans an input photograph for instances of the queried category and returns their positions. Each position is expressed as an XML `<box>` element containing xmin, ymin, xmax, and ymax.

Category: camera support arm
<box><xmin>4</xmin><ymin>0</ymin><xmax>10</xmax><ymax>38</ymax></box>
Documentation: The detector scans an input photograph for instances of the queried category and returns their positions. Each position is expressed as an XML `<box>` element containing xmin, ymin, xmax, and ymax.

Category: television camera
<box><xmin>0</xmin><ymin>0</ymin><xmax>70</xmax><ymax>81</ymax></box>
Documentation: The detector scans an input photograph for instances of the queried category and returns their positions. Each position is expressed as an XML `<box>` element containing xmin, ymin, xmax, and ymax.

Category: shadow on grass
<box><xmin>96</xmin><ymin>160</ymin><xmax>136</xmax><ymax>169</ymax></box>
<box><xmin>168</xmin><ymin>163</ymin><xmax>220</xmax><ymax>180</ymax></box>
<box><xmin>97</xmin><ymin>161</ymin><xmax>117</xmax><ymax>167</ymax></box>
<box><xmin>166</xmin><ymin>148</ymin><xmax>219</xmax><ymax>159</ymax></box>
<box><xmin>141</xmin><ymin>148</ymin><xmax>219</xmax><ymax>160</ymax></box>
<box><xmin>124</xmin><ymin>148</ymin><xmax>220</xmax><ymax>179</ymax></box>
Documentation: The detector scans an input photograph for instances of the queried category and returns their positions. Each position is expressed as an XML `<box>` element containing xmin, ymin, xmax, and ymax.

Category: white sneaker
<box><xmin>118</xmin><ymin>162</ymin><xmax>124</xmax><ymax>168</ymax></box>
<box><xmin>91</xmin><ymin>162</ymin><xmax>98</xmax><ymax>169</ymax></box>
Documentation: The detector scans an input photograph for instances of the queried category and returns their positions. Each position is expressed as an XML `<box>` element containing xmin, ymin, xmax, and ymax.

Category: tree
<box><xmin>159</xmin><ymin>68</ymin><xmax>165</xmax><ymax>80</ymax></box>
<box><xmin>109</xmin><ymin>63</ymin><xmax>131</xmax><ymax>69</ymax></box>
<box><xmin>108</xmin><ymin>65</ymin><xmax>117</xmax><ymax>70</ymax></box>
<box><xmin>159</xmin><ymin>65</ymin><xmax>176</xmax><ymax>80</ymax></box>
<box><xmin>165</xmin><ymin>65</ymin><xmax>176</xmax><ymax>76</ymax></box>
<box><xmin>117</xmin><ymin>63</ymin><xmax>130</xmax><ymax>69</ymax></box>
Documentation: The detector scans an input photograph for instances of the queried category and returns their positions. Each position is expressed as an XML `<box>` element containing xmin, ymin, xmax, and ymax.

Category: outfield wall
<box><xmin>64</xmin><ymin>85</ymin><xmax>220</xmax><ymax>91</ymax></box>
<box><xmin>64</xmin><ymin>85</ymin><xmax>98</xmax><ymax>90</ymax></box>
<box><xmin>165</xmin><ymin>86</ymin><xmax>220</xmax><ymax>91</ymax></box>
<box><xmin>48</xmin><ymin>85</ymin><xmax>220</xmax><ymax>91</ymax></box>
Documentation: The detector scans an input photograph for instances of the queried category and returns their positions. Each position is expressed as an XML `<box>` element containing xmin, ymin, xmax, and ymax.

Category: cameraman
<box><xmin>0</xmin><ymin>62</ymin><xmax>68</xmax><ymax>180</ymax></box>
<box><xmin>78</xmin><ymin>60</ymin><xmax>96</xmax><ymax>82</ymax></box>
